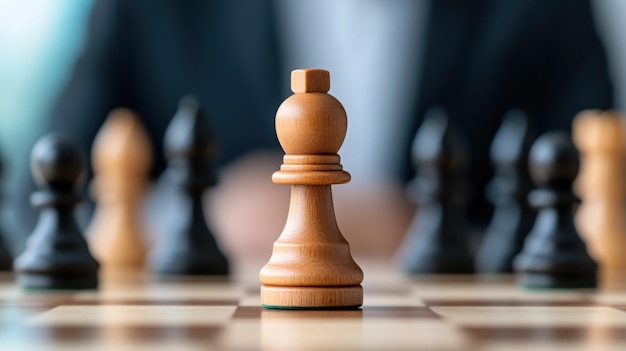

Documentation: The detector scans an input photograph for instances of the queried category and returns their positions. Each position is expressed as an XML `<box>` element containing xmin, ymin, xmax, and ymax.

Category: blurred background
<box><xmin>0</xmin><ymin>0</ymin><xmax>96</xmax><ymax>253</ymax></box>
<box><xmin>0</xmin><ymin>0</ymin><xmax>94</xmax><ymax>187</ymax></box>
<box><xmin>1</xmin><ymin>0</ymin><xmax>626</xmax><ymax>262</ymax></box>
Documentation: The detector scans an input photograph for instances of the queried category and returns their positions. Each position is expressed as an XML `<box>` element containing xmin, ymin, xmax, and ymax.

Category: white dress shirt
<box><xmin>276</xmin><ymin>0</ymin><xmax>429</xmax><ymax>184</ymax></box>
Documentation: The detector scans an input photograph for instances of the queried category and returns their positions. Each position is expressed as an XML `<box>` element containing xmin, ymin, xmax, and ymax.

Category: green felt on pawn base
<box><xmin>262</xmin><ymin>304</ymin><xmax>362</xmax><ymax>310</ymax></box>
<box><xmin>17</xmin><ymin>273</ymin><xmax>99</xmax><ymax>290</ymax></box>
<box><xmin>260</xmin><ymin>285</ymin><xmax>364</xmax><ymax>310</ymax></box>
<box><xmin>517</xmin><ymin>272</ymin><xmax>597</xmax><ymax>289</ymax></box>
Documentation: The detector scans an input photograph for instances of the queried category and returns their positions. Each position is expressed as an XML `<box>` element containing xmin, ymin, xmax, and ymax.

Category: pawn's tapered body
<box><xmin>400</xmin><ymin>201</ymin><xmax>474</xmax><ymax>274</ymax></box>
<box><xmin>150</xmin><ymin>96</ymin><xmax>228</xmax><ymax>275</ymax></box>
<box><xmin>476</xmin><ymin>110</ymin><xmax>535</xmax><ymax>273</ymax></box>
<box><xmin>260</xmin><ymin>69</ymin><xmax>363</xmax><ymax>309</ymax></box>
<box><xmin>15</xmin><ymin>135</ymin><xmax>99</xmax><ymax>289</ymax></box>
<box><xmin>514</xmin><ymin>132</ymin><xmax>597</xmax><ymax>288</ymax></box>
<box><xmin>151</xmin><ymin>189</ymin><xmax>228</xmax><ymax>275</ymax></box>
<box><xmin>398</xmin><ymin>108</ymin><xmax>474</xmax><ymax>274</ymax></box>
<box><xmin>261</xmin><ymin>185</ymin><xmax>363</xmax><ymax>306</ymax></box>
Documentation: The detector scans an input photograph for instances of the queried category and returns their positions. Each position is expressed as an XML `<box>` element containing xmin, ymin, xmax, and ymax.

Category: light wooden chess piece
<box><xmin>87</xmin><ymin>109</ymin><xmax>151</xmax><ymax>271</ymax></box>
<box><xmin>574</xmin><ymin>110</ymin><xmax>626</xmax><ymax>275</ymax></box>
<box><xmin>260</xmin><ymin>69</ymin><xmax>363</xmax><ymax>309</ymax></box>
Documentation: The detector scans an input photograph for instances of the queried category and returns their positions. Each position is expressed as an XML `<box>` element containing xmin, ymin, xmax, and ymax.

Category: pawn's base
<box><xmin>261</xmin><ymin>285</ymin><xmax>363</xmax><ymax>309</ymax></box>
<box><xmin>17</xmin><ymin>272</ymin><xmax>98</xmax><ymax>290</ymax></box>
<box><xmin>517</xmin><ymin>271</ymin><xmax>597</xmax><ymax>289</ymax></box>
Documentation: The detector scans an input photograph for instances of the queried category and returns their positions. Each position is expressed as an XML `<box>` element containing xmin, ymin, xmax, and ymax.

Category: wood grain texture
<box><xmin>4</xmin><ymin>264</ymin><xmax>626</xmax><ymax>350</ymax></box>
<box><xmin>574</xmin><ymin>110</ymin><xmax>626</xmax><ymax>273</ymax></box>
<box><xmin>260</xmin><ymin>69</ymin><xmax>363</xmax><ymax>308</ymax></box>
<box><xmin>88</xmin><ymin>108</ymin><xmax>151</xmax><ymax>270</ymax></box>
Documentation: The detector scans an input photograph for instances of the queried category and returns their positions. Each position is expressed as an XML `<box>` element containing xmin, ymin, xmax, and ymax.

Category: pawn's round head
<box><xmin>164</xmin><ymin>95</ymin><xmax>215</xmax><ymax>162</ymax></box>
<box><xmin>31</xmin><ymin>134</ymin><xmax>85</xmax><ymax>189</ymax></box>
<box><xmin>275</xmin><ymin>69</ymin><xmax>347</xmax><ymax>155</ymax></box>
<box><xmin>412</xmin><ymin>107</ymin><xmax>468</xmax><ymax>171</ymax></box>
<box><xmin>529</xmin><ymin>132</ymin><xmax>579</xmax><ymax>187</ymax></box>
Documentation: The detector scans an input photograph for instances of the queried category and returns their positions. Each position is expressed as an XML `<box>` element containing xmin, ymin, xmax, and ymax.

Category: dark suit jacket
<box><xmin>51</xmin><ymin>0</ymin><xmax>283</xmax><ymax>173</ymax></box>
<box><xmin>17</xmin><ymin>0</ymin><xmax>612</xmax><ymax>232</ymax></box>
<box><xmin>405</xmin><ymin>0</ymin><xmax>613</xmax><ymax>221</ymax></box>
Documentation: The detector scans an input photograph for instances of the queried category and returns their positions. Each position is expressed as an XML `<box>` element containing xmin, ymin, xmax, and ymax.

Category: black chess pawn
<box><xmin>150</xmin><ymin>96</ymin><xmax>229</xmax><ymax>275</ymax></box>
<box><xmin>398</xmin><ymin>107</ymin><xmax>474</xmax><ymax>274</ymax></box>
<box><xmin>0</xmin><ymin>152</ymin><xmax>13</xmax><ymax>271</ymax></box>
<box><xmin>0</xmin><ymin>240</ymin><xmax>10</xmax><ymax>271</ymax></box>
<box><xmin>514</xmin><ymin>132</ymin><xmax>597</xmax><ymax>288</ymax></box>
<box><xmin>15</xmin><ymin>135</ymin><xmax>99</xmax><ymax>289</ymax></box>
<box><xmin>476</xmin><ymin>110</ymin><xmax>535</xmax><ymax>273</ymax></box>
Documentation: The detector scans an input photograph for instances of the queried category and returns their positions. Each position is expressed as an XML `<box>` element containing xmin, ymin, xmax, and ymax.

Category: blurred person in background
<box><xmin>5</xmin><ymin>0</ymin><xmax>616</xmax><ymax>260</ymax></box>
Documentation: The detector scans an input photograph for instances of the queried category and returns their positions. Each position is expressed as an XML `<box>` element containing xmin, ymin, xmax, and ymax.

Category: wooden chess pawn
<box><xmin>397</xmin><ymin>107</ymin><xmax>474</xmax><ymax>274</ymax></box>
<box><xmin>88</xmin><ymin>109</ymin><xmax>151</xmax><ymax>270</ymax></box>
<box><xmin>573</xmin><ymin>110</ymin><xmax>626</xmax><ymax>273</ymax></box>
<box><xmin>15</xmin><ymin>134</ymin><xmax>99</xmax><ymax>289</ymax></box>
<box><xmin>260</xmin><ymin>69</ymin><xmax>363</xmax><ymax>309</ymax></box>
<box><xmin>514</xmin><ymin>132</ymin><xmax>597</xmax><ymax>288</ymax></box>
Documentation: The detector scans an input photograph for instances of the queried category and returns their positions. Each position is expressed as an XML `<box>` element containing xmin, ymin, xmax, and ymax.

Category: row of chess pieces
<box><xmin>397</xmin><ymin>107</ymin><xmax>626</xmax><ymax>289</ymax></box>
<box><xmin>260</xmin><ymin>69</ymin><xmax>625</xmax><ymax>309</ymax></box>
<box><xmin>0</xmin><ymin>96</ymin><xmax>229</xmax><ymax>289</ymax></box>
<box><xmin>0</xmin><ymin>68</ymin><xmax>623</xmax><ymax>300</ymax></box>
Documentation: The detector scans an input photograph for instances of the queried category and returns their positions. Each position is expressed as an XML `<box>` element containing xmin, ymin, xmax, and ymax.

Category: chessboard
<box><xmin>2</xmin><ymin>261</ymin><xmax>626</xmax><ymax>351</ymax></box>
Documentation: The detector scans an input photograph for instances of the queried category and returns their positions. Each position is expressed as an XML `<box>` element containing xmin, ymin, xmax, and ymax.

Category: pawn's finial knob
<box><xmin>291</xmin><ymin>68</ymin><xmax>330</xmax><ymax>93</ymax></box>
